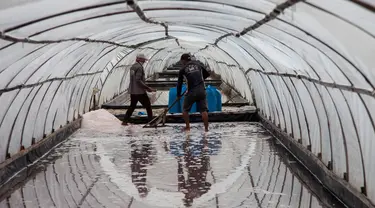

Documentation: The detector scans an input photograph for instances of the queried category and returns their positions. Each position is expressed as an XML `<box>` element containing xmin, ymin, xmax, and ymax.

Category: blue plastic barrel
<box><xmin>214</xmin><ymin>87</ymin><xmax>222</xmax><ymax>112</ymax></box>
<box><xmin>168</xmin><ymin>87</ymin><xmax>180</xmax><ymax>113</ymax></box>
<box><xmin>206</xmin><ymin>85</ymin><xmax>217</xmax><ymax>112</ymax></box>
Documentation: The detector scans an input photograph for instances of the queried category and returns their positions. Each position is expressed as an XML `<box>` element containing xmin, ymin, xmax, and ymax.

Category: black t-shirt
<box><xmin>177</xmin><ymin>60</ymin><xmax>210</xmax><ymax>96</ymax></box>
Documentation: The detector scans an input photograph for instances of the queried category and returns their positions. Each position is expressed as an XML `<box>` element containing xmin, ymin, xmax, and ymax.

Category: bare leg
<box><xmin>183</xmin><ymin>111</ymin><xmax>190</xmax><ymax>131</ymax></box>
<box><xmin>201</xmin><ymin>111</ymin><xmax>209</xmax><ymax>132</ymax></box>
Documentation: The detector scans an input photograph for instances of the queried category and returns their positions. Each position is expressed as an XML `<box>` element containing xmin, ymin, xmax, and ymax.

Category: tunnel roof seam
<box><xmin>197</xmin><ymin>0</ymin><xmax>303</xmax><ymax>52</ymax></box>
<box><xmin>125</xmin><ymin>0</ymin><xmax>182</xmax><ymax>48</ymax></box>
<box><xmin>248</xmin><ymin>68</ymin><xmax>375</xmax><ymax>98</ymax></box>
<box><xmin>0</xmin><ymin>33</ymin><xmax>165</xmax><ymax>51</ymax></box>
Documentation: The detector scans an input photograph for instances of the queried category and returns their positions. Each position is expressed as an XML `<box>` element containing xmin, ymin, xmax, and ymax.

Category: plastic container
<box><xmin>214</xmin><ymin>88</ymin><xmax>222</xmax><ymax>112</ymax></box>
<box><xmin>206</xmin><ymin>85</ymin><xmax>217</xmax><ymax>112</ymax></box>
<box><xmin>169</xmin><ymin>84</ymin><xmax>197</xmax><ymax>113</ymax></box>
<box><xmin>168</xmin><ymin>87</ymin><xmax>180</xmax><ymax>113</ymax></box>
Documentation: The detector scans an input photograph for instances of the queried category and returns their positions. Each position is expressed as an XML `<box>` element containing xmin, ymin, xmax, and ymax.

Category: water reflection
<box><xmin>129</xmin><ymin>139</ymin><xmax>156</xmax><ymax>198</ymax></box>
<box><xmin>179</xmin><ymin>134</ymin><xmax>210</xmax><ymax>206</ymax></box>
<box><xmin>164</xmin><ymin>132</ymin><xmax>221</xmax><ymax>207</ymax></box>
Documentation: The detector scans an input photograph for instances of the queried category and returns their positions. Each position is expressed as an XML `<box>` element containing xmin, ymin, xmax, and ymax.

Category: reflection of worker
<box><xmin>122</xmin><ymin>53</ymin><xmax>156</xmax><ymax>126</ymax></box>
<box><xmin>130</xmin><ymin>140</ymin><xmax>155</xmax><ymax>197</ymax></box>
<box><xmin>177</xmin><ymin>53</ymin><xmax>211</xmax><ymax>132</ymax></box>
<box><xmin>177</xmin><ymin>134</ymin><xmax>211</xmax><ymax>207</ymax></box>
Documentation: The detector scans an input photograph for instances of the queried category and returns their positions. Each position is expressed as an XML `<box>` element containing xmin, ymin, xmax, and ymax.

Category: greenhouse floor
<box><xmin>0</xmin><ymin>111</ymin><xmax>345</xmax><ymax>208</ymax></box>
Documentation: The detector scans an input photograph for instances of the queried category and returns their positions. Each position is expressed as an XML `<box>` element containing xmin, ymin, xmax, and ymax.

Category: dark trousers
<box><xmin>124</xmin><ymin>93</ymin><xmax>153</xmax><ymax>122</ymax></box>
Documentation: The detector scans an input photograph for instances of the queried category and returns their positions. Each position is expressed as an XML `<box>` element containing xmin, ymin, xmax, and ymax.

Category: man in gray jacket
<box><xmin>122</xmin><ymin>53</ymin><xmax>156</xmax><ymax>126</ymax></box>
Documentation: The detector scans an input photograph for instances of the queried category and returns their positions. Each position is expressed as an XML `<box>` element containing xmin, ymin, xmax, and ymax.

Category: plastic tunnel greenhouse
<box><xmin>0</xmin><ymin>0</ymin><xmax>374</xmax><ymax>207</ymax></box>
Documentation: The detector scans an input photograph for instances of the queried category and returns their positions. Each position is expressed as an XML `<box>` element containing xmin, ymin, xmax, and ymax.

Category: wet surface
<box><xmin>1</xmin><ymin>122</ymin><xmax>346</xmax><ymax>208</ymax></box>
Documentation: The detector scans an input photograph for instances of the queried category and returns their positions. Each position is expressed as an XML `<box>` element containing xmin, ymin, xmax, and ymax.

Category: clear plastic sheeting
<box><xmin>0</xmin><ymin>0</ymin><xmax>375</xmax><ymax>205</ymax></box>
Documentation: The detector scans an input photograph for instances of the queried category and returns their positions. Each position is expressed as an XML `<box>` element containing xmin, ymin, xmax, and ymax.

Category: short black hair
<box><xmin>180</xmin><ymin>53</ymin><xmax>191</xmax><ymax>61</ymax></box>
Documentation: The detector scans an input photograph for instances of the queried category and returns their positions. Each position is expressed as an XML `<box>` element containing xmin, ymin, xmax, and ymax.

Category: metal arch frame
<box><xmin>232</xmin><ymin>40</ymin><xmax>295</xmax><ymax>143</ymax></box>
<box><xmin>255</xmin><ymin>23</ymin><xmax>370</xmax><ymax>190</ymax></box>
<box><xmin>75</xmin><ymin>46</ymin><xmax>163</xmax><ymax>116</ymax></box>
<box><xmin>242</xmin><ymin>22</ymin><xmax>372</xmax><ymax>191</ymax></box>
<box><xmin>303</xmin><ymin>1</ymin><xmax>374</xmax><ymax>39</ymax></box>
<box><xmin>82</xmin><ymin>47</ymin><xmax>126</xmax><ymax>113</ymax></box>
<box><xmin>194</xmin><ymin>2</ymin><xmax>375</xmax><ymax>90</ymax></box>
<box><xmin>3</xmin><ymin>43</ymin><xmax>116</xmax><ymax>158</ymax></box>
<box><xmin>251</xmin><ymin>35</ymin><xmax>323</xmax><ymax>153</ymax></box>
<box><xmin>96</xmin><ymin>40</ymin><xmax>170</xmax><ymax>103</ymax></box>
<box><xmin>0</xmin><ymin>44</ymin><xmax>49</xmax><ymax>74</ymax></box>
<box><xmin>197</xmin><ymin>0</ymin><xmax>303</xmax><ymax>50</ymax></box>
<box><xmin>244</xmin><ymin>43</ymin><xmax>310</xmax><ymax>147</ymax></box>
<box><xmin>1</xmin><ymin>42</ymin><xmax>81</xmax><ymax>155</ymax></box>
<box><xmin>69</xmin><ymin>47</ymin><xmax>131</xmax><ymax>121</ymax></box>
<box><xmin>249</xmin><ymin>29</ymin><xmax>333</xmax><ymax>163</ymax></box>
<box><xmin>0</xmin><ymin>0</ymin><xmax>372</xmax><ymax>195</ymax></box>
<box><xmin>241</xmin><ymin>28</ymin><xmax>349</xmax><ymax>184</ymax></box>
<box><xmin>2</xmin><ymin>0</ymin><xmax>370</xmax><ymax>92</ymax></box>
<box><xmin>267</xmin><ymin>18</ymin><xmax>375</xmax><ymax>89</ymax></box>
<box><xmin>196</xmin><ymin>45</ymin><xmax>255</xmax><ymax>103</ymax></box>
<box><xmin>96</xmin><ymin>48</ymin><xmax>157</xmax><ymax>103</ymax></box>
<box><xmin>44</xmin><ymin>45</ymin><xmax>116</xmax><ymax>134</ymax></box>
<box><xmin>5</xmin><ymin>0</ymin><xmax>371</xmax><ymax>35</ymax></box>
<box><xmin>250</xmin><ymin>30</ymin><xmax>326</xmax><ymax>155</ymax></box>
<box><xmin>30</xmin><ymin>42</ymin><xmax>105</xmax><ymax>140</ymax></box>
<box><xmin>0</xmin><ymin>2</ymin><xmax>296</xmax><ymax>52</ymax></box>
<box><xmin>1</xmin><ymin>0</ymin><xmax>374</xmax><ymax>85</ymax></box>
<box><xmin>0</xmin><ymin>35</ymin><xmax>169</xmax><ymax>94</ymax></box>
<box><xmin>254</xmin><ymin>19</ymin><xmax>375</xmax><ymax>123</ymax></box>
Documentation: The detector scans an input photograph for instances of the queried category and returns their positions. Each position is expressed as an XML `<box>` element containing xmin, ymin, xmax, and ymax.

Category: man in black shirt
<box><xmin>177</xmin><ymin>53</ymin><xmax>210</xmax><ymax>132</ymax></box>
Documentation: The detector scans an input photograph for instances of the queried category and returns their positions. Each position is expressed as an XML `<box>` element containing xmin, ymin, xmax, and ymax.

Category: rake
<box><xmin>143</xmin><ymin>89</ymin><xmax>187</xmax><ymax>128</ymax></box>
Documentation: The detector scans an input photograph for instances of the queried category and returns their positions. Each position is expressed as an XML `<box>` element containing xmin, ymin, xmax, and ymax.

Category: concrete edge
<box><xmin>258</xmin><ymin>115</ymin><xmax>375</xmax><ymax>208</ymax></box>
<box><xmin>0</xmin><ymin>118</ymin><xmax>82</xmax><ymax>197</ymax></box>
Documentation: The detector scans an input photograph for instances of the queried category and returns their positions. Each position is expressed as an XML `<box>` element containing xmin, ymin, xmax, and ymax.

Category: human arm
<box><xmin>177</xmin><ymin>69</ymin><xmax>184</xmax><ymax>97</ymax></box>
<box><xmin>202</xmin><ymin>65</ymin><xmax>210</xmax><ymax>80</ymax></box>
<box><xmin>135</xmin><ymin>65</ymin><xmax>155</xmax><ymax>92</ymax></box>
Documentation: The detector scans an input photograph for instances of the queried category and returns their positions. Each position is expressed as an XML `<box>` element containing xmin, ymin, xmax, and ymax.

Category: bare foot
<box><xmin>183</xmin><ymin>127</ymin><xmax>190</xmax><ymax>132</ymax></box>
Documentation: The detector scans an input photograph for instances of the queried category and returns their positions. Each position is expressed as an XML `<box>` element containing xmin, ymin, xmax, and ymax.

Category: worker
<box><xmin>122</xmin><ymin>53</ymin><xmax>156</xmax><ymax>126</ymax></box>
<box><xmin>177</xmin><ymin>53</ymin><xmax>210</xmax><ymax>132</ymax></box>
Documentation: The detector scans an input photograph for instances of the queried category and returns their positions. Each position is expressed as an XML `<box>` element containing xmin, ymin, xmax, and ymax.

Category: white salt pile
<box><xmin>81</xmin><ymin>109</ymin><xmax>124</xmax><ymax>133</ymax></box>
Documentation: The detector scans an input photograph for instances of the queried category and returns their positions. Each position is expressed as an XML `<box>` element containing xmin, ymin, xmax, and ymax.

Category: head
<box><xmin>180</xmin><ymin>53</ymin><xmax>191</xmax><ymax>65</ymax></box>
<box><xmin>136</xmin><ymin>53</ymin><xmax>148</xmax><ymax>64</ymax></box>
